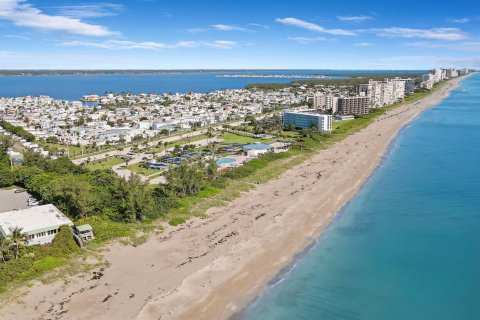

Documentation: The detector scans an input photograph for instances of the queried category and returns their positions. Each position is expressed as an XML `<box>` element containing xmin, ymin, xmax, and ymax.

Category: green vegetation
<box><xmin>0</xmin><ymin>225</ymin><xmax>79</xmax><ymax>293</ymax></box>
<box><xmin>38</xmin><ymin>141</ymin><xmax>83</xmax><ymax>157</ymax></box>
<box><xmin>146</xmin><ymin>133</ymin><xmax>210</xmax><ymax>154</ymax></box>
<box><xmin>246</xmin><ymin>73</ymin><xmax>423</xmax><ymax>90</ymax></box>
<box><xmin>86</xmin><ymin>157</ymin><xmax>124</xmax><ymax>171</ymax></box>
<box><xmin>0</xmin><ymin>120</ymin><xmax>35</xmax><ymax>142</ymax></box>
<box><xmin>220</xmin><ymin>132</ymin><xmax>264</xmax><ymax>144</ymax></box>
<box><xmin>128</xmin><ymin>162</ymin><xmax>161</xmax><ymax>176</ymax></box>
<box><xmin>0</xmin><ymin>78</ymin><xmax>452</xmax><ymax>294</ymax></box>
<box><xmin>75</xmin><ymin>216</ymin><xmax>134</xmax><ymax>243</ymax></box>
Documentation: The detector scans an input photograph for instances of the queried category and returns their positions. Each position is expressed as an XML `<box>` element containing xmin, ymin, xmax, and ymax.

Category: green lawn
<box><xmin>333</xmin><ymin>119</ymin><xmax>356</xmax><ymax>132</ymax></box>
<box><xmin>39</xmin><ymin>142</ymin><xmax>83</xmax><ymax>156</ymax></box>
<box><xmin>129</xmin><ymin>162</ymin><xmax>162</xmax><ymax>176</ymax></box>
<box><xmin>220</xmin><ymin>132</ymin><xmax>265</xmax><ymax>144</ymax></box>
<box><xmin>146</xmin><ymin>133</ymin><xmax>210</xmax><ymax>153</ymax></box>
<box><xmin>87</xmin><ymin>157</ymin><xmax>124</xmax><ymax>170</ymax></box>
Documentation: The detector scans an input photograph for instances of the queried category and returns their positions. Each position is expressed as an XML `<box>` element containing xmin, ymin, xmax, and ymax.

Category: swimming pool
<box><xmin>216</xmin><ymin>157</ymin><xmax>236</xmax><ymax>165</ymax></box>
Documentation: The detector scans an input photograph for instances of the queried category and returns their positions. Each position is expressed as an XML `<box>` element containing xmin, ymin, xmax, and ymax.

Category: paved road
<box><xmin>72</xmin><ymin>113</ymin><xmax>275</xmax><ymax>165</ymax></box>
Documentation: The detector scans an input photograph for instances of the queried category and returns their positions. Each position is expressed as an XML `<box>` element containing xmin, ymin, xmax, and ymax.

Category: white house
<box><xmin>0</xmin><ymin>204</ymin><xmax>73</xmax><ymax>246</ymax></box>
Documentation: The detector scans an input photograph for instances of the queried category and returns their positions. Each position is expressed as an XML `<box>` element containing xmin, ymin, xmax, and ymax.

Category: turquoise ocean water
<box><xmin>240</xmin><ymin>73</ymin><xmax>480</xmax><ymax>320</ymax></box>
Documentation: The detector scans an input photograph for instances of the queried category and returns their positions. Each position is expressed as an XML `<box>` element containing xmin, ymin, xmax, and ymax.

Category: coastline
<box><xmin>0</xmin><ymin>74</ymin><xmax>472</xmax><ymax>320</ymax></box>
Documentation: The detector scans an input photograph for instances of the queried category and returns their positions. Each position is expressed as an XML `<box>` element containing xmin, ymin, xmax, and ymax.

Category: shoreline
<box><xmin>169</xmin><ymin>75</ymin><xmax>472</xmax><ymax>320</ymax></box>
<box><xmin>0</xmin><ymin>74</ymin><xmax>472</xmax><ymax>320</ymax></box>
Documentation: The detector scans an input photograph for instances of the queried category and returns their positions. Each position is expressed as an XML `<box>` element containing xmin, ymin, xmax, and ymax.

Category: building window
<box><xmin>28</xmin><ymin>234</ymin><xmax>35</xmax><ymax>240</ymax></box>
<box><xmin>36</xmin><ymin>232</ymin><xmax>46</xmax><ymax>238</ymax></box>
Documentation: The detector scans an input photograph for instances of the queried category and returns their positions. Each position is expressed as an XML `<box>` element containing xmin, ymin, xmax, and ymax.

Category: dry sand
<box><xmin>0</xmin><ymin>75</ymin><xmax>471</xmax><ymax>320</ymax></box>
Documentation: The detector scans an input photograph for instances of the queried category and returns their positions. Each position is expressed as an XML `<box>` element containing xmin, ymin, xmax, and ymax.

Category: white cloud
<box><xmin>375</xmin><ymin>55</ymin><xmax>480</xmax><ymax>67</ymax></box>
<box><xmin>372</xmin><ymin>27</ymin><xmax>466</xmax><ymax>41</ymax></box>
<box><xmin>204</xmin><ymin>40</ymin><xmax>238</xmax><ymax>49</ymax></box>
<box><xmin>288</xmin><ymin>36</ymin><xmax>329</xmax><ymax>44</ymax></box>
<box><xmin>353</xmin><ymin>42</ymin><xmax>372</xmax><ymax>46</ymax></box>
<box><xmin>60</xmin><ymin>39</ymin><xmax>239</xmax><ymax>50</ymax></box>
<box><xmin>61</xmin><ymin>40</ymin><xmax>168</xmax><ymax>49</ymax></box>
<box><xmin>249</xmin><ymin>23</ymin><xmax>270</xmax><ymax>29</ymax></box>
<box><xmin>187</xmin><ymin>27</ymin><xmax>207</xmax><ymax>33</ymax></box>
<box><xmin>0</xmin><ymin>0</ymin><xmax>115</xmax><ymax>36</ymax></box>
<box><xmin>275</xmin><ymin>17</ymin><xmax>356</xmax><ymax>36</ymax></box>
<box><xmin>451</xmin><ymin>17</ymin><xmax>470</xmax><ymax>23</ymax></box>
<box><xmin>338</xmin><ymin>15</ymin><xmax>372</xmax><ymax>23</ymax></box>
<box><xmin>49</xmin><ymin>3</ymin><xmax>123</xmax><ymax>19</ymax></box>
<box><xmin>211</xmin><ymin>24</ymin><xmax>246</xmax><ymax>31</ymax></box>
<box><xmin>5</xmin><ymin>34</ymin><xmax>29</xmax><ymax>40</ymax></box>
<box><xmin>405</xmin><ymin>40</ymin><xmax>480</xmax><ymax>51</ymax></box>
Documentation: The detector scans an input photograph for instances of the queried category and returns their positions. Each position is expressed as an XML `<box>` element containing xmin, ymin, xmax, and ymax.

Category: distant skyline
<box><xmin>0</xmin><ymin>0</ymin><xmax>479</xmax><ymax>69</ymax></box>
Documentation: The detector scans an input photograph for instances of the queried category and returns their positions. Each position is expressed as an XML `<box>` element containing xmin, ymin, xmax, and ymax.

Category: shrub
<box><xmin>168</xmin><ymin>216</ymin><xmax>186</xmax><ymax>226</ymax></box>
<box><xmin>75</xmin><ymin>216</ymin><xmax>133</xmax><ymax>243</ymax></box>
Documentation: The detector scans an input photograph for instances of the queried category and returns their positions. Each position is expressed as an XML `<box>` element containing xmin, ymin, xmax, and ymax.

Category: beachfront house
<box><xmin>0</xmin><ymin>204</ymin><xmax>74</xmax><ymax>246</ymax></box>
<box><xmin>74</xmin><ymin>224</ymin><xmax>95</xmax><ymax>243</ymax></box>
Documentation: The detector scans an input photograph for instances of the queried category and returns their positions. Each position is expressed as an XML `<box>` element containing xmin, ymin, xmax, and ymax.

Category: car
<box><xmin>14</xmin><ymin>189</ymin><xmax>26</xmax><ymax>193</ymax></box>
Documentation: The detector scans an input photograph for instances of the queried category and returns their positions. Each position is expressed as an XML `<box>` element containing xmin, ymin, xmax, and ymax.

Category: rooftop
<box><xmin>76</xmin><ymin>224</ymin><xmax>93</xmax><ymax>232</ymax></box>
<box><xmin>243</xmin><ymin>143</ymin><xmax>272</xmax><ymax>151</ymax></box>
<box><xmin>0</xmin><ymin>204</ymin><xmax>73</xmax><ymax>237</ymax></box>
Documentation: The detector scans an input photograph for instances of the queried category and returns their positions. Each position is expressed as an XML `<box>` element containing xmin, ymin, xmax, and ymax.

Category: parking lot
<box><xmin>0</xmin><ymin>189</ymin><xmax>31</xmax><ymax>212</ymax></box>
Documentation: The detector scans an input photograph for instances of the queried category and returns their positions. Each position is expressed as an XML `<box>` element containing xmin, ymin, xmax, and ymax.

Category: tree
<box><xmin>123</xmin><ymin>156</ymin><xmax>132</xmax><ymax>167</ymax></box>
<box><xmin>10</xmin><ymin>227</ymin><xmax>28</xmax><ymax>259</ymax></box>
<box><xmin>0</xmin><ymin>237</ymin><xmax>12</xmax><ymax>263</ymax></box>
<box><xmin>172</xmin><ymin>144</ymin><xmax>182</xmax><ymax>156</ymax></box>
<box><xmin>163</xmin><ymin>161</ymin><xmax>210</xmax><ymax>197</ymax></box>
<box><xmin>47</xmin><ymin>176</ymin><xmax>95</xmax><ymax>218</ymax></box>
<box><xmin>0</xmin><ymin>135</ymin><xmax>13</xmax><ymax>156</ymax></box>
<box><xmin>46</xmin><ymin>136</ymin><xmax>59</xmax><ymax>144</ymax></box>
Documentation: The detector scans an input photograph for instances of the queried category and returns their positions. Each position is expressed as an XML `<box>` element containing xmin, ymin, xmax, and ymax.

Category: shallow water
<box><xmin>241</xmin><ymin>74</ymin><xmax>480</xmax><ymax>320</ymax></box>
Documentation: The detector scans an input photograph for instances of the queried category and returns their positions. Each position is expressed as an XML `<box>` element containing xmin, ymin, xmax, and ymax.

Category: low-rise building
<box><xmin>0</xmin><ymin>204</ymin><xmax>73</xmax><ymax>246</ymax></box>
<box><xmin>242</xmin><ymin>142</ymin><xmax>273</xmax><ymax>157</ymax></box>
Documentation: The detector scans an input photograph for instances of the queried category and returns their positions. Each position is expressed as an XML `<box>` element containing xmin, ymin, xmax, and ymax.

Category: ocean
<box><xmin>241</xmin><ymin>73</ymin><xmax>480</xmax><ymax>320</ymax></box>
<box><xmin>0</xmin><ymin>70</ymin><xmax>424</xmax><ymax>100</ymax></box>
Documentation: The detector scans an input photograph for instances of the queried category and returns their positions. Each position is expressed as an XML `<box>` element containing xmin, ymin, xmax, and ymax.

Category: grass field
<box><xmin>128</xmin><ymin>162</ymin><xmax>162</xmax><ymax>176</ymax></box>
<box><xmin>87</xmin><ymin>157</ymin><xmax>124</xmax><ymax>170</ymax></box>
<box><xmin>39</xmin><ymin>142</ymin><xmax>83</xmax><ymax>156</ymax></box>
<box><xmin>220</xmin><ymin>132</ymin><xmax>264</xmax><ymax>144</ymax></box>
<box><xmin>147</xmin><ymin>133</ymin><xmax>210</xmax><ymax>153</ymax></box>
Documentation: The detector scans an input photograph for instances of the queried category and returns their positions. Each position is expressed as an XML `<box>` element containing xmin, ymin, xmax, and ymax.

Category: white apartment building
<box><xmin>392</xmin><ymin>78</ymin><xmax>407</xmax><ymax>101</ymax></box>
<box><xmin>358</xmin><ymin>79</ymin><xmax>395</xmax><ymax>108</ymax></box>
<box><xmin>432</xmin><ymin>68</ymin><xmax>446</xmax><ymax>82</ymax></box>
<box><xmin>444</xmin><ymin>68</ymin><xmax>458</xmax><ymax>78</ymax></box>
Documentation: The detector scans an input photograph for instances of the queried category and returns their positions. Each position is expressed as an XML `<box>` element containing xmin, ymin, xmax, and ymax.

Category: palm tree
<box><xmin>10</xmin><ymin>227</ymin><xmax>28</xmax><ymax>260</ymax></box>
<box><xmin>0</xmin><ymin>237</ymin><xmax>12</xmax><ymax>263</ymax></box>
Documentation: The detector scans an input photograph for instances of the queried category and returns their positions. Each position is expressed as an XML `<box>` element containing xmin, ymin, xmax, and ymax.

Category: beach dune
<box><xmin>0</xmin><ymin>75</ymin><xmax>470</xmax><ymax>320</ymax></box>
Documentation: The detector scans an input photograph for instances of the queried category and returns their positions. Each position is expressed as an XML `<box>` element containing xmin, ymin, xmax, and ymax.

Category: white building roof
<box><xmin>0</xmin><ymin>204</ymin><xmax>73</xmax><ymax>237</ymax></box>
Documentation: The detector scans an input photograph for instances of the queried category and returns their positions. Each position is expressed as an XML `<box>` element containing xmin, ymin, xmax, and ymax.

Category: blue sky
<box><xmin>0</xmin><ymin>0</ymin><xmax>479</xmax><ymax>69</ymax></box>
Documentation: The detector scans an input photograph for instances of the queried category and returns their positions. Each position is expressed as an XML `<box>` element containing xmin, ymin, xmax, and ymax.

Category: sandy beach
<box><xmin>0</xmin><ymin>75</ymin><xmax>471</xmax><ymax>320</ymax></box>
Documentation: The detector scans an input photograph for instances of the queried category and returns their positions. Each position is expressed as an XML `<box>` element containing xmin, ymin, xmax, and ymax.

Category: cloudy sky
<box><xmin>0</xmin><ymin>0</ymin><xmax>479</xmax><ymax>69</ymax></box>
